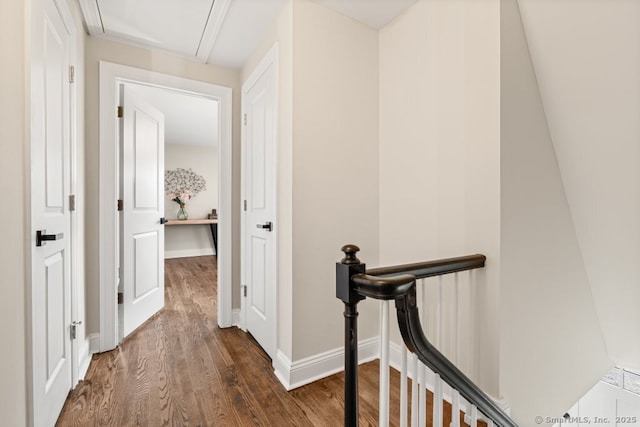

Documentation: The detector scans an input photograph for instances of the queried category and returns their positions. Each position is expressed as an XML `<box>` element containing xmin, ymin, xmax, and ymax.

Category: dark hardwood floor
<box><xmin>57</xmin><ymin>256</ymin><xmax>476</xmax><ymax>426</ymax></box>
<box><xmin>57</xmin><ymin>256</ymin><xmax>386</xmax><ymax>426</ymax></box>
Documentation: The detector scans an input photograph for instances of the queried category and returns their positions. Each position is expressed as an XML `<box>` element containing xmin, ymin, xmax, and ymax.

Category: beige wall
<box><xmin>290</xmin><ymin>0</ymin><xmax>380</xmax><ymax>360</ymax></box>
<box><xmin>0</xmin><ymin>0</ymin><xmax>28</xmax><ymax>424</ymax></box>
<box><xmin>164</xmin><ymin>144</ymin><xmax>219</xmax><ymax>257</ymax></box>
<box><xmin>84</xmin><ymin>37</ymin><xmax>242</xmax><ymax>333</ymax></box>
<box><xmin>379</xmin><ymin>0</ymin><xmax>502</xmax><ymax>395</ymax></box>
<box><xmin>500</xmin><ymin>0</ymin><xmax>611</xmax><ymax>423</ymax></box>
<box><xmin>241</xmin><ymin>0</ymin><xmax>380</xmax><ymax>361</ymax></box>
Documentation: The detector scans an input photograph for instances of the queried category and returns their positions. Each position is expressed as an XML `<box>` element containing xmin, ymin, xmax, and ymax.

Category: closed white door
<box><xmin>120</xmin><ymin>86</ymin><xmax>166</xmax><ymax>337</ymax></box>
<box><xmin>242</xmin><ymin>46</ymin><xmax>277</xmax><ymax>359</ymax></box>
<box><xmin>30</xmin><ymin>0</ymin><xmax>73</xmax><ymax>425</ymax></box>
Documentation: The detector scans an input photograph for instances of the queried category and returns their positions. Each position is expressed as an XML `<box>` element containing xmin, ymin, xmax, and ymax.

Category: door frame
<box><xmin>240</xmin><ymin>42</ymin><xmax>279</xmax><ymax>344</ymax></box>
<box><xmin>99</xmin><ymin>62</ymin><xmax>233</xmax><ymax>351</ymax></box>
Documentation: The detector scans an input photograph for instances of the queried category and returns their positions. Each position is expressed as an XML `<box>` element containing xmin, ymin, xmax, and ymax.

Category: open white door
<box><xmin>30</xmin><ymin>0</ymin><xmax>73</xmax><ymax>424</ymax></box>
<box><xmin>242</xmin><ymin>45</ymin><xmax>278</xmax><ymax>359</ymax></box>
<box><xmin>120</xmin><ymin>86</ymin><xmax>166</xmax><ymax>338</ymax></box>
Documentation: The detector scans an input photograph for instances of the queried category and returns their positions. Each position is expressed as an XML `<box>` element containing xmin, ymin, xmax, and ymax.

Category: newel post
<box><xmin>336</xmin><ymin>244</ymin><xmax>366</xmax><ymax>427</ymax></box>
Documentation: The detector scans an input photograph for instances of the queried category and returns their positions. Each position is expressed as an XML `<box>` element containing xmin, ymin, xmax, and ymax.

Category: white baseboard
<box><xmin>164</xmin><ymin>248</ymin><xmax>215</xmax><ymax>259</ymax></box>
<box><xmin>232</xmin><ymin>309</ymin><xmax>241</xmax><ymax>326</ymax></box>
<box><xmin>88</xmin><ymin>333</ymin><xmax>101</xmax><ymax>354</ymax></box>
<box><xmin>77</xmin><ymin>335</ymin><xmax>94</xmax><ymax>380</ymax></box>
<box><xmin>76</xmin><ymin>333</ymin><xmax>100</xmax><ymax>382</ymax></box>
<box><xmin>273</xmin><ymin>337</ymin><xmax>379</xmax><ymax>391</ymax></box>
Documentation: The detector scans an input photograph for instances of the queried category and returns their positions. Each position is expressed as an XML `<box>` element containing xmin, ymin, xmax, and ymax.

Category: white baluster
<box><xmin>470</xmin><ymin>405</ymin><xmax>478</xmax><ymax>427</ymax></box>
<box><xmin>434</xmin><ymin>374</ymin><xmax>443</xmax><ymax>427</ymax></box>
<box><xmin>450</xmin><ymin>389</ymin><xmax>460</xmax><ymax>427</ymax></box>
<box><xmin>488</xmin><ymin>419</ymin><xmax>495</xmax><ymax>427</ymax></box>
<box><xmin>380</xmin><ymin>300</ymin><xmax>390</xmax><ymax>427</ymax></box>
<box><xmin>411</xmin><ymin>355</ymin><xmax>419</xmax><ymax>427</ymax></box>
<box><xmin>437</xmin><ymin>276</ymin><xmax>443</xmax><ymax>348</ymax></box>
<box><xmin>418</xmin><ymin>280</ymin><xmax>427</xmax><ymax>427</ymax></box>
<box><xmin>418</xmin><ymin>363</ymin><xmax>427</xmax><ymax>426</ymax></box>
<box><xmin>454</xmin><ymin>272</ymin><xmax>460</xmax><ymax>365</ymax></box>
<box><xmin>400</xmin><ymin>345</ymin><xmax>408</xmax><ymax>427</ymax></box>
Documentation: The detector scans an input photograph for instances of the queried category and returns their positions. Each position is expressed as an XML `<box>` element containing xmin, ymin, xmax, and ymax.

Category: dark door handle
<box><xmin>36</xmin><ymin>230</ymin><xmax>64</xmax><ymax>247</ymax></box>
<box><xmin>256</xmin><ymin>221</ymin><xmax>273</xmax><ymax>232</ymax></box>
<box><xmin>160</xmin><ymin>217</ymin><xmax>167</xmax><ymax>225</ymax></box>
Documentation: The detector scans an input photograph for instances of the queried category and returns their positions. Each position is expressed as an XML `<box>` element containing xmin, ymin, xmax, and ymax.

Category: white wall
<box><xmin>84</xmin><ymin>37</ymin><xmax>241</xmax><ymax>333</ymax></box>
<box><xmin>379</xmin><ymin>0</ymin><xmax>501</xmax><ymax>395</ymax></box>
<box><xmin>518</xmin><ymin>0</ymin><xmax>640</xmax><ymax>371</ymax></box>
<box><xmin>0</xmin><ymin>0</ymin><xmax>28</xmax><ymax>424</ymax></box>
<box><xmin>164</xmin><ymin>144</ymin><xmax>218</xmax><ymax>258</ymax></box>
<box><xmin>290</xmin><ymin>0</ymin><xmax>380</xmax><ymax>361</ymax></box>
<box><xmin>500</xmin><ymin>0</ymin><xmax>611</xmax><ymax>423</ymax></box>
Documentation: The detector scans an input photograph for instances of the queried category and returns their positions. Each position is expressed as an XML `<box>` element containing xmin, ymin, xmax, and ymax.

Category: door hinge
<box><xmin>117</xmin><ymin>199</ymin><xmax>123</xmax><ymax>211</ymax></box>
<box><xmin>69</xmin><ymin>194</ymin><xmax>76</xmax><ymax>212</ymax></box>
<box><xmin>243</xmin><ymin>200</ymin><xmax>247</xmax><ymax>211</ymax></box>
<box><xmin>242</xmin><ymin>285</ymin><xmax>247</xmax><ymax>297</ymax></box>
<box><xmin>118</xmin><ymin>292</ymin><xmax>124</xmax><ymax>304</ymax></box>
<box><xmin>243</xmin><ymin>113</ymin><xmax>247</xmax><ymax>126</ymax></box>
<box><xmin>117</xmin><ymin>106</ymin><xmax>123</xmax><ymax>118</ymax></box>
<box><xmin>69</xmin><ymin>65</ymin><xmax>75</xmax><ymax>83</ymax></box>
<box><xmin>70</xmin><ymin>321</ymin><xmax>81</xmax><ymax>340</ymax></box>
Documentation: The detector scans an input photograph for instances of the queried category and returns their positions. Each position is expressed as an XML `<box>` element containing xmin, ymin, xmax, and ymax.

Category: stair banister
<box><xmin>336</xmin><ymin>244</ymin><xmax>518</xmax><ymax>427</ymax></box>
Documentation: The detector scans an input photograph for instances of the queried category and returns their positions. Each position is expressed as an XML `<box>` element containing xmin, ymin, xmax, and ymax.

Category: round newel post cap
<box><xmin>340</xmin><ymin>244</ymin><xmax>361</xmax><ymax>265</ymax></box>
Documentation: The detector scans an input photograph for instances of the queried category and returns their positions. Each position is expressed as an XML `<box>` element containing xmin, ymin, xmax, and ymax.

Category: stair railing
<box><xmin>336</xmin><ymin>244</ymin><xmax>517</xmax><ymax>427</ymax></box>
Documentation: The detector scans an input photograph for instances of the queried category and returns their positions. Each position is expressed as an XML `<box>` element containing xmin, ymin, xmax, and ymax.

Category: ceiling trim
<box><xmin>196</xmin><ymin>0</ymin><xmax>232</xmax><ymax>63</ymax></box>
<box><xmin>78</xmin><ymin>0</ymin><xmax>103</xmax><ymax>35</ymax></box>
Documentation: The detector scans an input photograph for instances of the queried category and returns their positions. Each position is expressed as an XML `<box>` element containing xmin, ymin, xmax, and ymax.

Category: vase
<box><xmin>177</xmin><ymin>204</ymin><xmax>188</xmax><ymax>220</ymax></box>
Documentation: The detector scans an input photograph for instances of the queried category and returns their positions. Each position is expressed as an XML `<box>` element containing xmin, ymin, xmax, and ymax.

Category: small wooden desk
<box><xmin>165</xmin><ymin>218</ymin><xmax>218</xmax><ymax>253</ymax></box>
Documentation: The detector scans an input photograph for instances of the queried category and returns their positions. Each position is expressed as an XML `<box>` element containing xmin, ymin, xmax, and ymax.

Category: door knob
<box><xmin>256</xmin><ymin>221</ymin><xmax>273</xmax><ymax>232</ymax></box>
<box><xmin>160</xmin><ymin>217</ymin><xmax>167</xmax><ymax>225</ymax></box>
<box><xmin>36</xmin><ymin>230</ymin><xmax>64</xmax><ymax>247</ymax></box>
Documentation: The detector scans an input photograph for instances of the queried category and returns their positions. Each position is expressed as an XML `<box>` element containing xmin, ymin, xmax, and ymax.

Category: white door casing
<box><xmin>99</xmin><ymin>63</ymin><xmax>233</xmax><ymax>351</ymax></box>
<box><xmin>120</xmin><ymin>86</ymin><xmax>166</xmax><ymax>338</ymax></box>
<box><xmin>241</xmin><ymin>44</ymin><xmax>278</xmax><ymax>359</ymax></box>
<box><xmin>30</xmin><ymin>0</ymin><xmax>74</xmax><ymax>424</ymax></box>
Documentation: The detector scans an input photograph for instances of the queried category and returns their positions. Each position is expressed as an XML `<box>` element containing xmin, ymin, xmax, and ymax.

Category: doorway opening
<box><xmin>99</xmin><ymin>62</ymin><xmax>233</xmax><ymax>351</ymax></box>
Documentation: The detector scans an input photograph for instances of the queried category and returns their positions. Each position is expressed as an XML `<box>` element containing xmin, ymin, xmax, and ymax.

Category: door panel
<box><xmin>45</xmin><ymin>252</ymin><xmax>65</xmax><ymax>385</ymax></box>
<box><xmin>121</xmin><ymin>86</ymin><xmax>165</xmax><ymax>338</ymax></box>
<box><xmin>250</xmin><ymin>236</ymin><xmax>267</xmax><ymax>319</ymax></box>
<box><xmin>134</xmin><ymin>231</ymin><xmax>160</xmax><ymax>300</ymax></box>
<box><xmin>31</xmin><ymin>0</ymin><xmax>73</xmax><ymax>424</ymax></box>
<box><xmin>243</xmin><ymin>50</ymin><xmax>277</xmax><ymax>359</ymax></box>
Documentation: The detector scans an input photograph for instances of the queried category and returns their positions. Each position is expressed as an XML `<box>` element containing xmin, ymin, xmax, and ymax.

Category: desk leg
<box><xmin>209</xmin><ymin>223</ymin><xmax>218</xmax><ymax>254</ymax></box>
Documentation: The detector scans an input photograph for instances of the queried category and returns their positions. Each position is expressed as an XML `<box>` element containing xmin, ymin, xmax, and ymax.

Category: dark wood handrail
<box><xmin>366</xmin><ymin>253</ymin><xmax>486</xmax><ymax>279</ymax></box>
<box><xmin>336</xmin><ymin>245</ymin><xmax>517</xmax><ymax>427</ymax></box>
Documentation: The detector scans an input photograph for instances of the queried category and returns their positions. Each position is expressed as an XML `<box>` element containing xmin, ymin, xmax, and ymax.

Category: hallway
<box><xmin>56</xmin><ymin>256</ymin><xmax>385</xmax><ymax>426</ymax></box>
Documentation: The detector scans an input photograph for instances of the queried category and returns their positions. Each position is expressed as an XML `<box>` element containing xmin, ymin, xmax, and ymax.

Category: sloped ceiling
<box><xmin>518</xmin><ymin>0</ymin><xmax>640</xmax><ymax>368</ymax></box>
<box><xmin>78</xmin><ymin>0</ymin><xmax>417</xmax><ymax>68</ymax></box>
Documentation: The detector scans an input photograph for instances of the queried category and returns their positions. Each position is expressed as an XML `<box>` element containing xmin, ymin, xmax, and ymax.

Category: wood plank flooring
<box><xmin>56</xmin><ymin>257</ymin><xmax>377</xmax><ymax>426</ymax></box>
<box><xmin>56</xmin><ymin>256</ymin><xmax>477</xmax><ymax>427</ymax></box>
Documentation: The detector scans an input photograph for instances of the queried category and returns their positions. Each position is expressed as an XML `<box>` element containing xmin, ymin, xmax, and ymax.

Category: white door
<box><xmin>120</xmin><ymin>86</ymin><xmax>166</xmax><ymax>338</ymax></box>
<box><xmin>242</xmin><ymin>46</ymin><xmax>278</xmax><ymax>359</ymax></box>
<box><xmin>30</xmin><ymin>0</ymin><xmax>73</xmax><ymax>425</ymax></box>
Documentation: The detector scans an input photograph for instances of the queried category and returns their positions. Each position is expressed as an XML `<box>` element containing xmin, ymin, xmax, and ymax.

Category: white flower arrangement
<box><xmin>165</xmin><ymin>168</ymin><xmax>207</xmax><ymax>206</ymax></box>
